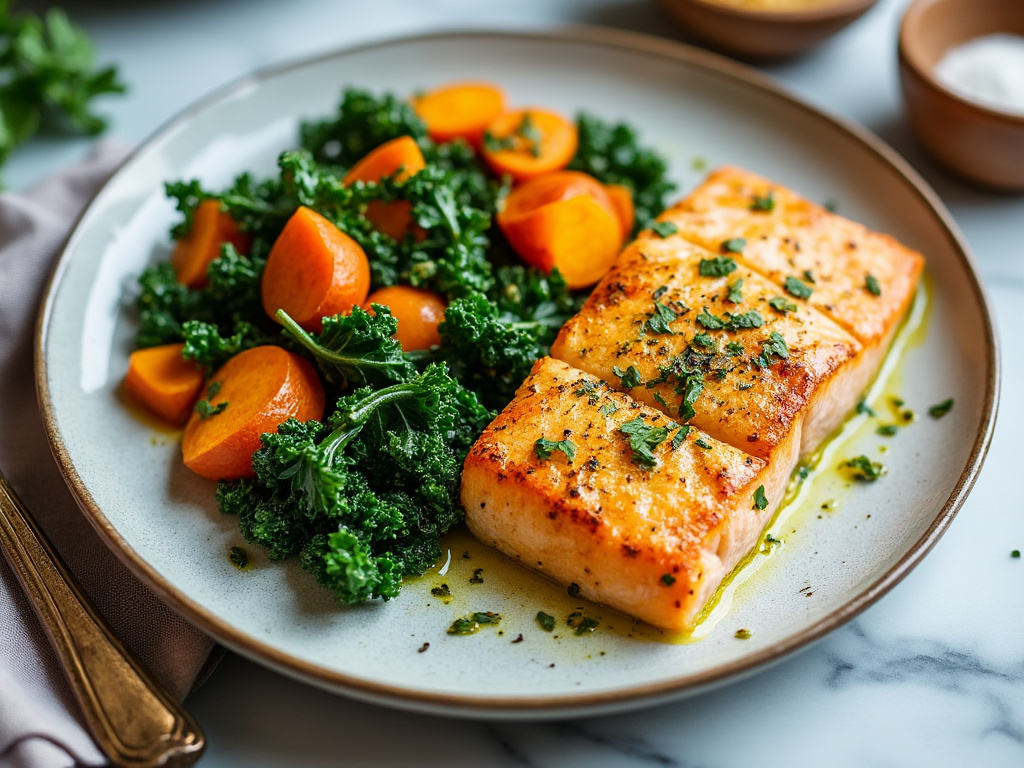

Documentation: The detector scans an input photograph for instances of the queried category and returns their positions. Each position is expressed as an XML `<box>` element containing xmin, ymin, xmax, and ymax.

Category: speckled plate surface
<box><xmin>36</xmin><ymin>29</ymin><xmax>997</xmax><ymax>719</ymax></box>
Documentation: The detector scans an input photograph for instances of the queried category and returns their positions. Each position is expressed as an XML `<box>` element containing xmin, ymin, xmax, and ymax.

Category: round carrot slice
<box><xmin>362</xmin><ymin>285</ymin><xmax>447</xmax><ymax>351</ymax></box>
<box><xmin>481</xmin><ymin>108</ymin><xmax>578</xmax><ymax>182</ymax></box>
<box><xmin>412</xmin><ymin>82</ymin><xmax>506</xmax><ymax>148</ymax></box>
<box><xmin>124</xmin><ymin>342</ymin><xmax>204</xmax><ymax>426</ymax></box>
<box><xmin>171</xmin><ymin>199</ymin><xmax>251</xmax><ymax>288</ymax></box>
<box><xmin>497</xmin><ymin>171</ymin><xmax>623</xmax><ymax>289</ymax></box>
<box><xmin>261</xmin><ymin>206</ymin><xmax>371</xmax><ymax>333</ymax></box>
<box><xmin>182</xmin><ymin>346</ymin><xmax>325</xmax><ymax>480</ymax></box>
<box><xmin>342</xmin><ymin>136</ymin><xmax>426</xmax><ymax>240</ymax></box>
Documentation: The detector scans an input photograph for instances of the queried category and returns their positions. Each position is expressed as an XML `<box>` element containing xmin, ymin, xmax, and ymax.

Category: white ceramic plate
<box><xmin>37</xmin><ymin>29</ymin><xmax>997</xmax><ymax>719</ymax></box>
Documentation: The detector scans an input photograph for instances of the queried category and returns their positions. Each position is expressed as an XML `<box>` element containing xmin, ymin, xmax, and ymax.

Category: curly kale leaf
<box><xmin>276</xmin><ymin>305</ymin><xmax>417</xmax><ymax>389</ymax></box>
<box><xmin>299</xmin><ymin>87</ymin><xmax>427</xmax><ymax>168</ymax></box>
<box><xmin>218</xmin><ymin>364</ymin><xmax>488</xmax><ymax>604</ymax></box>
<box><xmin>568</xmin><ymin>112</ymin><xmax>676</xmax><ymax>234</ymax></box>
<box><xmin>180</xmin><ymin>319</ymin><xmax>266</xmax><ymax>372</ymax></box>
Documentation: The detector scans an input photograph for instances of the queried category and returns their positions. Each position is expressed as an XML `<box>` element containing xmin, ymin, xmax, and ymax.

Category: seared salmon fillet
<box><xmin>550</xmin><ymin>237</ymin><xmax>866</xmax><ymax>461</ymax></box>
<box><xmin>462</xmin><ymin>167</ymin><xmax>923</xmax><ymax>631</ymax></box>
<box><xmin>462</xmin><ymin>357</ymin><xmax>777</xmax><ymax>631</ymax></box>
<box><xmin>659</xmin><ymin>166</ymin><xmax>924</xmax><ymax>346</ymax></box>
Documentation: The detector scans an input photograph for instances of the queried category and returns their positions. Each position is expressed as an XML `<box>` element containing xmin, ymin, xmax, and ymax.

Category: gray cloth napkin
<box><xmin>0</xmin><ymin>141</ymin><xmax>216</xmax><ymax>768</ymax></box>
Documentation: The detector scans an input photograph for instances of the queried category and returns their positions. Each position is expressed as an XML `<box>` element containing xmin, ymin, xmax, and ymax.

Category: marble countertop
<box><xmin>8</xmin><ymin>0</ymin><xmax>1023</xmax><ymax>765</ymax></box>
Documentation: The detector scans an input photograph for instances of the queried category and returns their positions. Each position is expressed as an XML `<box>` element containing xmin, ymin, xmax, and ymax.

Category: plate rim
<box><xmin>34</xmin><ymin>26</ymin><xmax>1001</xmax><ymax>717</ymax></box>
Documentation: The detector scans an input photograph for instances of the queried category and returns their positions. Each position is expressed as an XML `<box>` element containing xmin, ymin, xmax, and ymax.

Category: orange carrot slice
<box><xmin>124</xmin><ymin>342</ymin><xmax>204</xmax><ymax>426</ymax></box>
<box><xmin>171</xmin><ymin>199</ymin><xmax>251</xmax><ymax>288</ymax></box>
<box><xmin>412</xmin><ymin>81</ymin><xmax>506</xmax><ymax>148</ymax></box>
<box><xmin>342</xmin><ymin>136</ymin><xmax>426</xmax><ymax>240</ymax></box>
<box><xmin>362</xmin><ymin>285</ymin><xmax>447</xmax><ymax>352</ymax></box>
<box><xmin>605</xmin><ymin>183</ymin><xmax>635</xmax><ymax>239</ymax></box>
<box><xmin>181</xmin><ymin>346</ymin><xmax>325</xmax><ymax>480</ymax></box>
<box><xmin>497</xmin><ymin>171</ymin><xmax>623</xmax><ymax>289</ymax></box>
<box><xmin>261</xmin><ymin>206</ymin><xmax>371</xmax><ymax>333</ymax></box>
<box><xmin>481</xmin><ymin>108</ymin><xmax>578</xmax><ymax>182</ymax></box>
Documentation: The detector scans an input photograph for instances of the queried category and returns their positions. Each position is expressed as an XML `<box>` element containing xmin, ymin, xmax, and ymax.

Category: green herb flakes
<box><xmin>534</xmin><ymin>438</ymin><xmax>576</xmax><ymax>463</ymax></box>
<box><xmin>699</xmin><ymin>257</ymin><xmax>738</xmax><ymax>277</ymax></box>
<box><xmin>536</xmin><ymin>611</ymin><xmax>556</xmax><ymax>631</ymax></box>
<box><xmin>750</xmin><ymin>191</ymin><xmax>775</xmax><ymax>212</ymax></box>
<box><xmin>727</xmin><ymin>279</ymin><xmax>744</xmax><ymax>303</ymax></box>
<box><xmin>1012</xmin><ymin>550</ymin><xmax>1021</xmax><ymax>559</ymax></box>
<box><xmin>753</xmin><ymin>331</ymin><xmax>789</xmax><ymax>369</ymax></box>
<box><xmin>619</xmin><ymin>416</ymin><xmax>670</xmax><ymax>468</ymax></box>
<box><xmin>653</xmin><ymin>285</ymin><xmax>669</xmax><ymax>300</ymax></box>
<box><xmin>803</xmin><ymin>269</ymin><xmax>816</xmax><ymax>284</ymax></box>
<box><xmin>725</xmin><ymin>341</ymin><xmax>744</xmax><ymax>357</ymax></box>
<box><xmin>769</xmin><ymin>296</ymin><xmax>798</xmax><ymax>314</ymax></box>
<box><xmin>721</xmin><ymin>238</ymin><xmax>746</xmax><ymax>254</ymax></box>
<box><xmin>650</xmin><ymin>221</ymin><xmax>678</xmax><ymax>238</ymax></box>
<box><xmin>784</xmin><ymin>276</ymin><xmax>813</xmax><ymax>300</ymax></box>
<box><xmin>599</xmin><ymin>402</ymin><xmax>619</xmax><ymax>416</ymax></box>
<box><xmin>753</xmin><ymin>485</ymin><xmax>769</xmax><ymax>510</ymax></box>
<box><xmin>647</xmin><ymin>300</ymin><xmax>680</xmax><ymax>334</ymax></box>
<box><xmin>469</xmin><ymin>568</ymin><xmax>484</xmax><ymax>584</ymax></box>
<box><xmin>692</xmin><ymin>332</ymin><xmax>716</xmax><ymax>350</ymax></box>
<box><xmin>228</xmin><ymin>546</ymin><xmax>249</xmax><ymax>570</ymax></box>
<box><xmin>695</xmin><ymin>437</ymin><xmax>712</xmax><ymax>450</ymax></box>
<box><xmin>195</xmin><ymin>381</ymin><xmax>227</xmax><ymax>420</ymax></box>
<box><xmin>857</xmin><ymin>399</ymin><xmax>877</xmax><ymax>417</ymax></box>
<box><xmin>735</xmin><ymin>628</ymin><xmax>752</xmax><ymax>640</ymax></box>
<box><xmin>447</xmin><ymin>612</ymin><xmax>502</xmax><ymax>635</ymax></box>
<box><xmin>876</xmin><ymin>424</ymin><xmax>898</xmax><ymax>437</ymax></box>
<box><xmin>729</xmin><ymin>310</ymin><xmax>764</xmax><ymax>329</ymax></box>
<box><xmin>568</xmin><ymin>582</ymin><xmax>581</xmax><ymax>599</ymax></box>
<box><xmin>670</xmin><ymin>425</ymin><xmax>692</xmax><ymax>450</ymax></box>
<box><xmin>613</xmin><ymin>364</ymin><xmax>643</xmax><ymax>389</ymax></box>
<box><xmin>928</xmin><ymin>399</ymin><xmax>954</xmax><ymax>419</ymax></box>
<box><xmin>844</xmin><ymin>455</ymin><xmax>884</xmax><ymax>481</ymax></box>
<box><xmin>567</xmin><ymin>611</ymin><xmax>599</xmax><ymax>635</ymax></box>
<box><xmin>696</xmin><ymin>308</ymin><xmax>727</xmax><ymax>330</ymax></box>
<box><xmin>660</xmin><ymin>573</ymin><xmax>676</xmax><ymax>587</ymax></box>
<box><xmin>865</xmin><ymin>274</ymin><xmax>882</xmax><ymax>296</ymax></box>
<box><xmin>431</xmin><ymin>584</ymin><xmax>451</xmax><ymax>598</ymax></box>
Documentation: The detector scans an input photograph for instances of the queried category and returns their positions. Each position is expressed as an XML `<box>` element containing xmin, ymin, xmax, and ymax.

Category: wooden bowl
<box><xmin>899</xmin><ymin>0</ymin><xmax>1024</xmax><ymax>191</ymax></box>
<box><xmin>658</xmin><ymin>0</ymin><xmax>879</xmax><ymax>60</ymax></box>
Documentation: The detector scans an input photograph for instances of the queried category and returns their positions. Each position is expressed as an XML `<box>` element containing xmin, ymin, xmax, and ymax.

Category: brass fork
<box><xmin>0</xmin><ymin>472</ymin><xmax>205</xmax><ymax>767</ymax></box>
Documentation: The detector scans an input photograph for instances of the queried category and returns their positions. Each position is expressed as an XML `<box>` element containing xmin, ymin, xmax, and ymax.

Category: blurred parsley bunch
<box><xmin>0</xmin><ymin>1</ymin><xmax>124</xmax><ymax>183</ymax></box>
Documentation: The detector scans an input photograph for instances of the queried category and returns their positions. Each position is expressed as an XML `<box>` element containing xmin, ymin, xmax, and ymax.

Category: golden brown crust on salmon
<box><xmin>462</xmin><ymin>357</ymin><xmax>775</xmax><ymax>630</ymax></box>
<box><xmin>658</xmin><ymin>166</ymin><xmax>924</xmax><ymax>345</ymax></box>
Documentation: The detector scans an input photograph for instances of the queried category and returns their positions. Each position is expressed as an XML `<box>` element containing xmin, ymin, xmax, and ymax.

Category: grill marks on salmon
<box><xmin>462</xmin><ymin>357</ymin><xmax>774</xmax><ymax>630</ymax></box>
<box><xmin>461</xmin><ymin>167</ymin><xmax>924</xmax><ymax>631</ymax></box>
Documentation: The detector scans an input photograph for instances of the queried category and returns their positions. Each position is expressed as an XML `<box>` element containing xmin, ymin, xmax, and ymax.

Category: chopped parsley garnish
<box><xmin>599</xmin><ymin>402</ymin><xmax>619</xmax><ymax>416</ymax></box>
<box><xmin>727</xmin><ymin>279</ymin><xmax>744</xmax><ymax>303</ymax></box>
<box><xmin>753</xmin><ymin>331</ymin><xmax>789</xmax><ymax>369</ymax></box>
<box><xmin>695</xmin><ymin>437</ymin><xmax>712</xmax><ymax>450</ymax></box>
<box><xmin>729</xmin><ymin>310</ymin><xmax>764</xmax><ymax>329</ymax></box>
<box><xmin>803</xmin><ymin>269</ymin><xmax>816</xmax><ymax>284</ymax></box>
<box><xmin>650</xmin><ymin>221</ymin><xmax>678</xmax><ymax>238</ymax></box>
<box><xmin>726</xmin><ymin>341</ymin><xmax>744</xmax><ymax>357</ymax></box>
<box><xmin>536</xmin><ymin>611</ymin><xmax>556</xmax><ymax>631</ymax></box>
<box><xmin>857</xmin><ymin>399</ymin><xmax>877</xmax><ymax>417</ymax></box>
<box><xmin>613</xmin><ymin>364</ymin><xmax>643</xmax><ymax>389</ymax></box>
<box><xmin>195</xmin><ymin>381</ymin><xmax>227</xmax><ymax>419</ymax></box>
<box><xmin>469</xmin><ymin>568</ymin><xmax>484</xmax><ymax>584</ymax></box>
<box><xmin>534</xmin><ymin>438</ymin><xmax>576</xmax><ymax>463</ymax></box>
<box><xmin>653</xmin><ymin>391</ymin><xmax>672</xmax><ymax>410</ymax></box>
<box><xmin>750</xmin><ymin>191</ymin><xmax>775</xmax><ymax>212</ymax></box>
<box><xmin>447</xmin><ymin>612</ymin><xmax>502</xmax><ymax>635</ymax></box>
<box><xmin>431</xmin><ymin>584</ymin><xmax>451</xmax><ymax>598</ymax></box>
<box><xmin>692</xmin><ymin>332</ymin><xmax>716</xmax><ymax>350</ymax></box>
<box><xmin>660</xmin><ymin>573</ymin><xmax>676</xmax><ymax>586</ymax></box>
<box><xmin>753</xmin><ymin>485</ymin><xmax>769</xmax><ymax>510</ymax></box>
<box><xmin>735</xmin><ymin>628</ymin><xmax>752</xmax><ymax>640</ymax></box>
<box><xmin>567</xmin><ymin>611</ymin><xmax>599</xmax><ymax>635</ymax></box>
<box><xmin>769</xmin><ymin>296</ymin><xmax>798</xmax><ymax>314</ymax></box>
<box><xmin>670</xmin><ymin>425</ymin><xmax>692</xmax><ymax>449</ymax></box>
<box><xmin>928</xmin><ymin>398</ymin><xmax>954</xmax><ymax>419</ymax></box>
<box><xmin>647</xmin><ymin>300</ymin><xmax>680</xmax><ymax>334</ymax></box>
<box><xmin>699</xmin><ymin>257</ymin><xmax>738</xmax><ymax>277</ymax></box>
<box><xmin>844</xmin><ymin>455</ymin><xmax>884</xmax><ymax>481</ymax></box>
<box><xmin>865</xmin><ymin>274</ymin><xmax>882</xmax><ymax>296</ymax></box>
<box><xmin>696</xmin><ymin>308</ymin><xmax>727</xmax><ymax>330</ymax></box>
<box><xmin>228</xmin><ymin>546</ymin><xmax>248</xmax><ymax>569</ymax></box>
<box><xmin>619</xmin><ymin>416</ymin><xmax>670</xmax><ymax>468</ymax></box>
<box><xmin>876</xmin><ymin>424</ymin><xmax>898</xmax><ymax>437</ymax></box>
<box><xmin>721</xmin><ymin>237</ymin><xmax>746</xmax><ymax>254</ymax></box>
<box><xmin>653</xmin><ymin>285</ymin><xmax>669</xmax><ymax>300</ymax></box>
<box><xmin>567</xmin><ymin>582</ymin><xmax>581</xmax><ymax>599</ymax></box>
<box><xmin>1012</xmin><ymin>550</ymin><xmax>1021</xmax><ymax>559</ymax></box>
<box><xmin>784</xmin><ymin>276</ymin><xmax>813</xmax><ymax>300</ymax></box>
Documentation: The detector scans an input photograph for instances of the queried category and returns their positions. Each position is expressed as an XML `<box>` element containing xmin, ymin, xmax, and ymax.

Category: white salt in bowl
<box><xmin>898</xmin><ymin>0</ymin><xmax>1024</xmax><ymax>191</ymax></box>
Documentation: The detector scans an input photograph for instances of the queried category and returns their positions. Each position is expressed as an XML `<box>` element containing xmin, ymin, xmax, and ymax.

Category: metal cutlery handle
<box><xmin>0</xmin><ymin>473</ymin><xmax>205</xmax><ymax>768</ymax></box>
